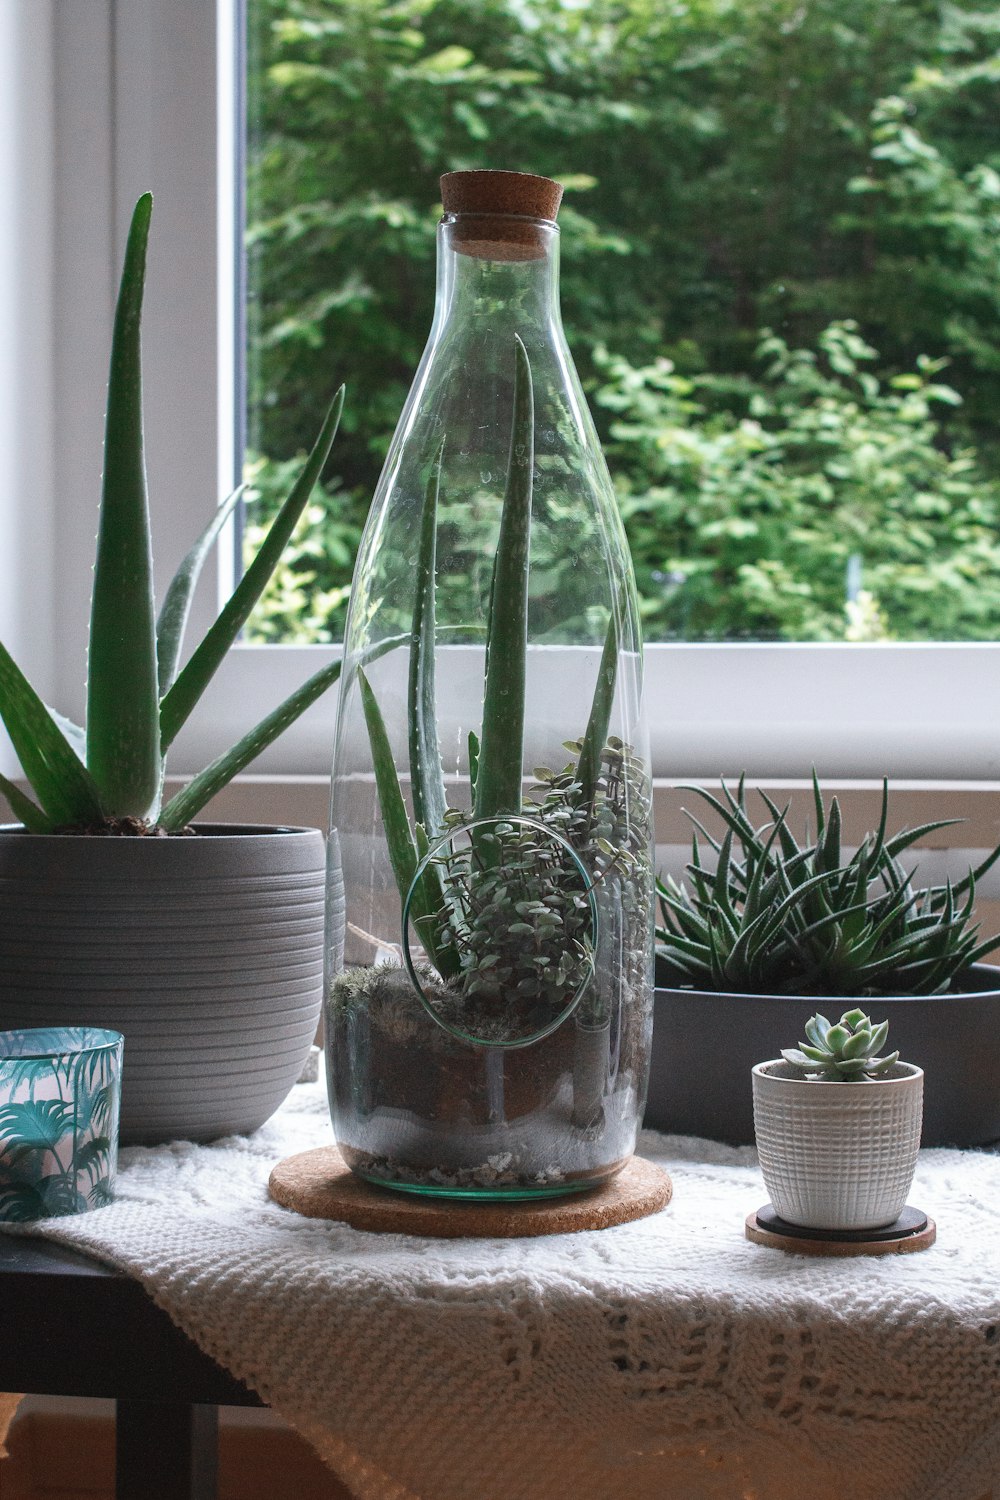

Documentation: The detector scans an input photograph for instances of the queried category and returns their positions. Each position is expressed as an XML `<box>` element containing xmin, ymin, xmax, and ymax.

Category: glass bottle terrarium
<box><xmin>326</xmin><ymin>170</ymin><xmax>653</xmax><ymax>1199</ymax></box>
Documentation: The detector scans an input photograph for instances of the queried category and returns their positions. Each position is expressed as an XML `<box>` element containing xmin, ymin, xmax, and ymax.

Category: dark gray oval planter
<box><xmin>646</xmin><ymin>959</ymin><xmax>1000</xmax><ymax>1148</ymax></box>
<box><xmin>0</xmin><ymin>824</ymin><xmax>325</xmax><ymax>1145</ymax></box>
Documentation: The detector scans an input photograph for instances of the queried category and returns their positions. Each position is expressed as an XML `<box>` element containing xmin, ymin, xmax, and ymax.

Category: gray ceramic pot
<box><xmin>646</xmin><ymin>959</ymin><xmax>1000</xmax><ymax>1148</ymax></box>
<box><xmin>0</xmin><ymin>824</ymin><xmax>326</xmax><ymax>1145</ymax></box>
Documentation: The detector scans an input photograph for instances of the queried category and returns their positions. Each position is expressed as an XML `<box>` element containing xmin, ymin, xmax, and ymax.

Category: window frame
<box><xmin>27</xmin><ymin>0</ymin><xmax>1000</xmax><ymax>786</ymax></box>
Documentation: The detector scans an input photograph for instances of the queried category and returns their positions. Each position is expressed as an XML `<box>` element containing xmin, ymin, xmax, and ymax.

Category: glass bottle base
<box><xmin>345</xmin><ymin>1147</ymin><xmax>628</xmax><ymax>1202</ymax></box>
<box><xmin>353</xmin><ymin>1170</ymin><xmax>611</xmax><ymax>1202</ymax></box>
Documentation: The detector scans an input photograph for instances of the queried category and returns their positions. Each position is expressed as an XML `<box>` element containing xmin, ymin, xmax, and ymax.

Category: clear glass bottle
<box><xmin>326</xmin><ymin>171</ymin><xmax>653</xmax><ymax>1199</ymax></box>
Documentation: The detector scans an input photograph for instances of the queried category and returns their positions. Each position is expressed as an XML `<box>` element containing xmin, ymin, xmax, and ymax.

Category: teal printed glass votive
<box><xmin>0</xmin><ymin>1028</ymin><xmax>123</xmax><ymax>1221</ymax></box>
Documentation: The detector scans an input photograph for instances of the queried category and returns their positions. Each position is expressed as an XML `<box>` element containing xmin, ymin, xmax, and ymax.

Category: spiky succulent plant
<box><xmin>357</xmin><ymin>338</ymin><xmax>650</xmax><ymax>1033</ymax></box>
<box><xmin>781</xmin><ymin>1009</ymin><xmax>900</xmax><ymax>1081</ymax></box>
<box><xmin>657</xmin><ymin>774</ymin><xmax>1000</xmax><ymax>997</ymax></box>
<box><xmin>0</xmin><ymin>194</ymin><xmax>345</xmax><ymax>835</ymax></box>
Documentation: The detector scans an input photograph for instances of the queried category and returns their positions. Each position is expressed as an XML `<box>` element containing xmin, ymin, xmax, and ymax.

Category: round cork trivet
<box><xmin>269</xmin><ymin>1146</ymin><xmax>672</xmax><ymax>1238</ymax></box>
<box><xmin>440</xmin><ymin>170</ymin><xmax>563</xmax><ymax>222</ymax></box>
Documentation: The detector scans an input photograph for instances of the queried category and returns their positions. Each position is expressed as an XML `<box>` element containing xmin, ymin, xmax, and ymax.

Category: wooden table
<box><xmin>0</xmin><ymin>1236</ymin><xmax>262</xmax><ymax>1500</ymax></box>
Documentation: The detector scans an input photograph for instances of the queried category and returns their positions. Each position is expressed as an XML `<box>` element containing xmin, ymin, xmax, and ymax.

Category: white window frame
<box><xmin>5</xmin><ymin>0</ymin><xmax>1000</xmax><ymax>788</ymax></box>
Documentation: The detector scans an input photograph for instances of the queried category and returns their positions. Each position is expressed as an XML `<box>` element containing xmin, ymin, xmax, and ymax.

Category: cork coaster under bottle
<box><xmin>269</xmin><ymin>1145</ymin><xmax>672</xmax><ymax>1238</ymax></box>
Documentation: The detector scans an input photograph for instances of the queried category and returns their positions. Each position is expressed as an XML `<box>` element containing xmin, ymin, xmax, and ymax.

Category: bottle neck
<box><xmin>434</xmin><ymin>215</ymin><xmax>561</xmax><ymax>334</ymax></box>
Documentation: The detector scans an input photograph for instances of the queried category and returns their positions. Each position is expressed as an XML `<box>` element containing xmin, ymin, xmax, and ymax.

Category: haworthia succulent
<box><xmin>86</xmin><ymin>192</ymin><xmax>161</xmax><ymax>818</ymax></box>
<box><xmin>474</xmin><ymin>335</ymin><xmax>533</xmax><ymax>823</ymax></box>
<box><xmin>657</xmin><ymin>774</ymin><xmax>1000</xmax><ymax>995</ymax></box>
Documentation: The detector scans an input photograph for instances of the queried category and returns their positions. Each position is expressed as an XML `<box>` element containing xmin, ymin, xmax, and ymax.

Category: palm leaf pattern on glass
<box><xmin>0</xmin><ymin>1030</ymin><xmax>122</xmax><ymax>1220</ymax></box>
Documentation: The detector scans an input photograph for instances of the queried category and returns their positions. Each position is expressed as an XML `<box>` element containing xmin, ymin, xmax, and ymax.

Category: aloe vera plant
<box><xmin>0</xmin><ymin>194</ymin><xmax>345</xmax><ymax>835</ymax></box>
<box><xmin>355</xmin><ymin>337</ymin><xmax>651</xmax><ymax>1036</ymax></box>
<box><xmin>657</xmin><ymin>774</ymin><xmax>1000</xmax><ymax>997</ymax></box>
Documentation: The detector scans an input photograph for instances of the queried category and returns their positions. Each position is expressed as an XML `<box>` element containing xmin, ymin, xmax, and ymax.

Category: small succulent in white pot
<box><xmin>752</xmin><ymin>1009</ymin><xmax>923</xmax><ymax>1232</ymax></box>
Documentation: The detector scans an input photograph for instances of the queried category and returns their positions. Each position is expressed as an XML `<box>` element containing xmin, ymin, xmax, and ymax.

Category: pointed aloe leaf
<box><xmin>412</xmin><ymin>823</ymin><xmax>461</xmax><ymax>981</ymax></box>
<box><xmin>358</xmin><ymin>665</ymin><xmax>418</xmax><ymax>918</ymax></box>
<box><xmin>44</xmin><ymin>706</ymin><xmax>87</xmax><ymax>764</ymax></box>
<box><xmin>0</xmin><ymin>639</ymin><xmax>104</xmax><ymax>824</ymax></box>
<box><xmin>0</xmin><ymin>773</ymin><xmax>53</xmax><ymax>832</ymax></box>
<box><xmin>157</xmin><ymin>656</ymin><xmax>343</xmax><ymax>831</ymax></box>
<box><xmin>86</xmin><ymin>192</ymin><xmax>161</xmax><ymax>817</ymax></box>
<box><xmin>577</xmin><ymin>607</ymin><xmax>619</xmax><ymax>808</ymax></box>
<box><xmin>156</xmin><ymin>630</ymin><xmax>422</xmax><ymax>831</ymax></box>
<box><xmin>408</xmin><ymin>441</ymin><xmax>447</xmax><ymax>839</ymax></box>
<box><xmin>156</xmin><ymin>484</ymin><xmax>244</xmax><ymax>697</ymax></box>
<box><xmin>475</xmin><ymin>336</ymin><xmax>533</xmax><ymax>821</ymax></box>
<box><xmin>357</xmin><ymin>668</ymin><xmax>452</xmax><ymax>967</ymax></box>
<box><xmin>160</xmin><ymin>387</ymin><xmax>345</xmax><ymax>750</ymax></box>
<box><xmin>468</xmin><ymin>730</ymin><xmax>480</xmax><ymax>799</ymax></box>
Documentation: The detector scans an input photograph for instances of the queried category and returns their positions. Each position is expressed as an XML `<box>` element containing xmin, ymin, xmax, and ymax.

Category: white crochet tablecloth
<box><xmin>8</xmin><ymin>1076</ymin><xmax>1000</xmax><ymax>1500</ymax></box>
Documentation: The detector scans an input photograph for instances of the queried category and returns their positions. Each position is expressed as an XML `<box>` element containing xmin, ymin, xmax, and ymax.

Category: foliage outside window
<box><xmin>244</xmin><ymin>0</ymin><xmax>1000</xmax><ymax>645</ymax></box>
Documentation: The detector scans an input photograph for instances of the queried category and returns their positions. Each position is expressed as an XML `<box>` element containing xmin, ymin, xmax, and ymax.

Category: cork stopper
<box><xmin>440</xmin><ymin>170</ymin><xmax>563</xmax><ymax>222</ymax></box>
<box><xmin>439</xmin><ymin>170</ymin><xmax>563</xmax><ymax>261</ymax></box>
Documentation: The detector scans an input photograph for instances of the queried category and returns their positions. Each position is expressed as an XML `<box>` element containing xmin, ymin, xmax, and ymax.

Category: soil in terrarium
<box><xmin>328</xmin><ymin>951</ymin><xmax>652</xmax><ymax>1196</ymax></box>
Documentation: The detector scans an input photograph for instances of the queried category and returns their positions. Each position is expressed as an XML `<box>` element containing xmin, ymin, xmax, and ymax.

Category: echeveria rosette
<box><xmin>781</xmin><ymin>1008</ymin><xmax>900</xmax><ymax>1082</ymax></box>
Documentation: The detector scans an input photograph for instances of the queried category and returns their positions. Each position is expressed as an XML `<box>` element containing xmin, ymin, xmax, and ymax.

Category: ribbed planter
<box><xmin>646</xmin><ymin>960</ymin><xmax>1000</xmax><ymax>1148</ymax></box>
<box><xmin>752</xmin><ymin>1059</ymin><xmax>924</xmax><ymax>1230</ymax></box>
<box><xmin>0</xmin><ymin>824</ymin><xmax>327</xmax><ymax>1145</ymax></box>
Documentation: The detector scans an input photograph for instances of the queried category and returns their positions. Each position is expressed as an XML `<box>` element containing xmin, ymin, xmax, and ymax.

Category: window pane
<box><xmin>243</xmin><ymin>0</ymin><xmax>1000</xmax><ymax>645</ymax></box>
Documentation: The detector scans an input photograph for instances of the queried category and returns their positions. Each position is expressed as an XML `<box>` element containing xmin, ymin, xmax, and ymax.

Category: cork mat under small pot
<box><xmin>269</xmin><ymin>1146</ymin><xmax>672</xmax><ymax>1238</ymax></box>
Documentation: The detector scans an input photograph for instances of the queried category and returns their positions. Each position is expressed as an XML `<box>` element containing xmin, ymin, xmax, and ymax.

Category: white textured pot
<box><xmin>0</xmin><ymin>824</ymin><xmax>329</xmax><ymax>1146</ymax></box>
<box><xmin>752</xmin><ymin>1059</ymin><xmax>924</xmax><ymax>1230</ymax></box>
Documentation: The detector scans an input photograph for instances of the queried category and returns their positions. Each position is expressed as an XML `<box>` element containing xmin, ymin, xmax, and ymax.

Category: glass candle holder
<box><xmin>0</xmin><ymin>1027</ymin><xmax>123</xmax><ymax>1221</ymax></box>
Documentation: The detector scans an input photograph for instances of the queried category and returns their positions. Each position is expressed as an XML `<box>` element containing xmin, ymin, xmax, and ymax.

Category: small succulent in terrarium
<box><xmin>781</xmin><ymin>1009</ymin><xmax>900</xmax><ymax>1081</ymax></box>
